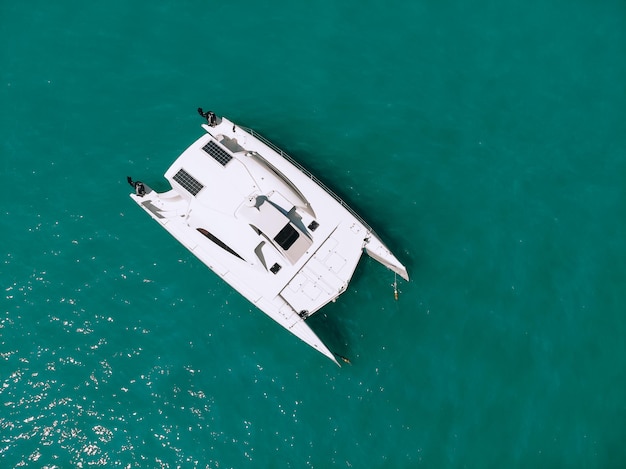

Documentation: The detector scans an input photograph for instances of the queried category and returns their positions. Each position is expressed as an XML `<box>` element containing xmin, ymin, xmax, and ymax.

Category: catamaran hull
<box><xmin>128</xmin><ymin>112</ymin><xmax>408</xmax><ymax>364</ymax></box>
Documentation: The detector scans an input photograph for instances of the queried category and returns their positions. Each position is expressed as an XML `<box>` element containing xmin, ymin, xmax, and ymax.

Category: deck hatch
<box><xmin>173</xmin><ymin>168</ymin><xmax>204</xmax><ymax>196</ymax></box>
<box><xmin>274</xmin><ymin>223</ymin><xmax>300</xmax><ymax>250</ymax></box>
<box><xmin>202</xmin><ymin>140</ymin><xmax>233</xmax><ymax>166</ymax></box>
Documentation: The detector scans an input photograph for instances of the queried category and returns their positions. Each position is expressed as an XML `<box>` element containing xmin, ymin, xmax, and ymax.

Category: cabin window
<box><xmin>196</xmin><ymin>228</ymin><xmax>244</xmax><ymax>260</ymax></box>
<box><xmin>274</xmin><ymin>223</ymin><xmax>299</xmax><ymax>250</ymax></box>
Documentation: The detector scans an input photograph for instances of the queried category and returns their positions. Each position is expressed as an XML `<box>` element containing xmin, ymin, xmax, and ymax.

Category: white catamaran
<box><xmin>128</xmin><ymin>110</ymin><xmax>408</xmax><ymax>364</ymax></box>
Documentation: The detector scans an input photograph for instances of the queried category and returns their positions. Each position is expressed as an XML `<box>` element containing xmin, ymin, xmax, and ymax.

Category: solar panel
<box><xmin>202</xmin><ymin>140</ymin><xmax>232</xmax><ymax>166</ymax></box>
<box><xmin>173</xmin><ymin>168</ymin><xmax>203</xmax><ymax>196</ymax></box>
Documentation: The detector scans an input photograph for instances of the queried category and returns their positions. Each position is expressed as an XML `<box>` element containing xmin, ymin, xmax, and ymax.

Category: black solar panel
<box><xmin>202</xmin><ymin>140</ymin><xmax>232</xmax><ymax>166</ymax></box>
<box><xmin>173</xmin><ymin>168</ymin><xmax>203</xmax><ymax>196</ymax></box>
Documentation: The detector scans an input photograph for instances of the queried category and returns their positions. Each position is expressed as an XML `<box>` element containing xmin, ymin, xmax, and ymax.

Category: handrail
<box><xmin>240</xmin><ymin>126</ymin><xmax>376</xmax><ymax>235</ymax></box>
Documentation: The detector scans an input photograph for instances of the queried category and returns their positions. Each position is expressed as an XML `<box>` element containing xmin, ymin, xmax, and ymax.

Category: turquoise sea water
<box><xmin>2</xmin><ymin>0</ymin><xmax>625</xmax><ymax>467</ymax></box>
